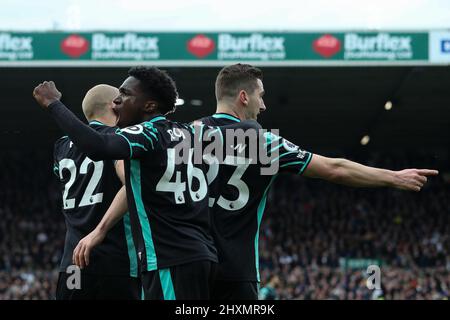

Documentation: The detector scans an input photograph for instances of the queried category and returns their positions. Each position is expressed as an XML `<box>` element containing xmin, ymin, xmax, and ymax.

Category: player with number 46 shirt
<box><xmin>115</xmin><ymin>117</ymin><xmax>218</xmax><ymax>274</ymax></box>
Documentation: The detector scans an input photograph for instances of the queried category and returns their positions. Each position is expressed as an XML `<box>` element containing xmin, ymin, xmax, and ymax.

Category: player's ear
<box><xmin>144</xmin><ymin>100</ymin><xmax>158</xmax><ymax>113</ymax></box>
<box><xmin>238</xmin><ymin>90</ymin><xmax>249</xmax><ymax>106</ymax></box>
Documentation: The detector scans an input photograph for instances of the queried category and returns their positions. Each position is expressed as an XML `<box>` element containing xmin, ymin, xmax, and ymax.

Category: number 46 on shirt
<box><xmin>156</xmin><ymin>148</ymin><xmax>251</xmax><ymax>211</ymax></box>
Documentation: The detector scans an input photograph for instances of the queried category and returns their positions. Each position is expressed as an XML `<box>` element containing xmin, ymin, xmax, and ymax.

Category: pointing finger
<box><xmin>417</xmin><ymin>169</ymin><xmax>439</xmax><ymax>176</ymax></box>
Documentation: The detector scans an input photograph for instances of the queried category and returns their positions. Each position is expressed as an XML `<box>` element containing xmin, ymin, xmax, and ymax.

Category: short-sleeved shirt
<box><xmin>199</xmin><ymin>113</ymin><xmax>313</xmax><ymax>282</ymax></box>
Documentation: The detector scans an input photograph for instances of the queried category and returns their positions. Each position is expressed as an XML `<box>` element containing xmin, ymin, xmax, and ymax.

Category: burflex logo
<box><xmin>187</xmin><ymin>34</ymin><xmax>215</xmax><ymax>58</ymax></box>
<box><xmin>61</xmin><ymin>34</ymin><xmax>89</xmax><ymax>58</ymax></box>
<box><xmin>313</xmin><ymin>34</ymin><xmax>341</xmax><ymax>58</ymax></box>
<box><xmin>441</xmin><ymin>40</ymin><xmax>450</xmax><ymax>53</ymax></box>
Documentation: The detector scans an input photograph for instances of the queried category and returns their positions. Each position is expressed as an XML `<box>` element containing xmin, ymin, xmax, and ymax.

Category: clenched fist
<box><xmin>33</xmin><ymin>81</ymin><xmax>62</xmax><ymax>108</ymax></box>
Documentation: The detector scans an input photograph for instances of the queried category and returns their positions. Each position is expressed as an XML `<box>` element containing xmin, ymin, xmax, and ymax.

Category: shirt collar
<box><xmin>212</xmin><ymin>113</ymin><xmax>241</xmax><ymax>122</ymax></box>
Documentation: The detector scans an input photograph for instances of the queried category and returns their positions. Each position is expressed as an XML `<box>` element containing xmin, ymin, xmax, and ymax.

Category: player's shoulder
<box><xmin>116</xmin><ymin>122</ymin><xmax>155</xmax><ymax>135</ymax></box>
<box><xmin>216</xmin><ymin>119</ymin><xmax>262</xmax><ymax>133</ymax></box>
<box><xmin>114</xmin><ymin>118</ymin><xmax>166</xmax><ymax>150</ymax></box>
<box><xmin>53</xmin><ymin>136</ymin><xmax>72</xmax><ymax>160</ymax></box>
<box><xmin>116</xmin><ymin>116</ymin><xmax>194</xmax><ymax>144</ymax></box>
<box><xmin>200</xmin><ymin>114</ymin><xmax>243</xmax><ymax>127</ymax></box>
<box><xmin>126</xmin><ymin>115</ymin><xmax>168</xmax><ymax>131</ymax></box>
<box><xmin>153</xmin><ymin>118</ymin><xmax>192</xmax><ymax>134</ymax></box>
<box><xmin>54</xmin><ymin>135</ymin><xmax>69</xmax><ymax>149</ymax></box>
<box><xmin>196</xmin><ymin>115</ymin><xmax>216</xmax><ymax>126</ymax></box>
<box><xmin>55</xmin><ymin>135</ymin><xmax>69</xmax><ymax>142</ymax></box>
<box><xmin>238</xmin><ymin>119</ymin><xmax>262</xmax><ymax>130</ymax></box>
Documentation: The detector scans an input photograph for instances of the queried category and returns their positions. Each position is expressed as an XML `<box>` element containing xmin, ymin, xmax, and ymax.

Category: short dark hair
<box><xmin>215</xmin><ymin>64</ymin><xmax>263</xmax><ymax>101</ymax></box>
<box><xmin>128</xmin><ymin>66</ymin><xmax>178</xmax><ymax>115</ymax></box>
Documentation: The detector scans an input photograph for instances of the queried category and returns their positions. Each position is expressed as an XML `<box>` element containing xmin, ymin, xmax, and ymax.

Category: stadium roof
<box><xmin>2</xmin><ymin>65</ymin><xmax>449</xmax><ymax>157</ymax></box>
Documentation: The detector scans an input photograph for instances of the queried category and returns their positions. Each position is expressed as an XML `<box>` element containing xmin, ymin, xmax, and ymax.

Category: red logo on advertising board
<box><xmin>313</xmin><ymin>34</ymin><xmax>341</xmax><ymax>58</ymax></box>
<box><xmin>187</xmin><ymin>34</ymin><xmax>215</xmax><ymax>58</ymax></box>
<box><xmin>61</xmin><ymin>35</ymin><xmax>89</xmax><ymax>58</ymax></box>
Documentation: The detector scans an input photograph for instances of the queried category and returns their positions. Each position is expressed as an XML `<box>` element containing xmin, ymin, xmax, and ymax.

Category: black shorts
<box><xmin>55</xmin><ymin>271</ymin><xmax>141</xmax><ymax>300</ymax></box>
<box><xmin>141</xmin><ymin>260</ymin><xmax>217</xmax><ymax>300</ymax></box>
<box><xmin>211</xmin><ymin>280</ymin><xmax>259</xmax><ymax>300</ymax></box>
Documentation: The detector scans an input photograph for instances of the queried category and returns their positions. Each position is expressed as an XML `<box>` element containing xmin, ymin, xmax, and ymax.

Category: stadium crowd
<box><xmin>1</xmin><ymin>150</ymin><xmax>448</xmax><ymax>299</ymax></box>
<box><xmin>258</xmin><ymin>164</ymin><xmax>449</xmax><ymax>300</ymax></box>
<box><xmin>0</xmin><ymin>151</ymin><xmax>63</xmax><ymax>299</ymax></box>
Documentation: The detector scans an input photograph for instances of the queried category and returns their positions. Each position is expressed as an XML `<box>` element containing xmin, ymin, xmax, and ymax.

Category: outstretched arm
<box><xmin>304</xmin><ymin>154</ymin><xmax>438</xmax><ymax>191</ymax></box>
<box><xmin>33</xmin><ymin>81</ymin><xmax>129</xmax><ymax>160</ymax></box>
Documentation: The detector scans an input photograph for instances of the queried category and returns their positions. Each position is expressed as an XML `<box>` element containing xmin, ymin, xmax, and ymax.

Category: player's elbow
<box><xmin>325</xmin><ymin>158</ymin><xmax>347</xmax><ymax>183</ymax></box>
<box><xmin>305</xmin><ymin>155</ymin><xmax>346</xmax><ymax>182</ymax></box>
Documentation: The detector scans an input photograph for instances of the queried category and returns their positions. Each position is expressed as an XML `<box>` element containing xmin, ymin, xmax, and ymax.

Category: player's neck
<box><xmin>142</xmin><ymin>112</ymin><xmax>164</xmax><ymax>122</ymax></box>
<box><xmin>216</xmin><ymin>102</ymin><xmax>244</xmax><ymax>120</ymax></box>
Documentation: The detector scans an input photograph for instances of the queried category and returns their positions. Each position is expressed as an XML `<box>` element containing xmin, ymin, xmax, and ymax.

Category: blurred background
<box><xmin>0</xmin><ymin>0</ymin><xmax>449</xmax><ymax>299</ymax></box>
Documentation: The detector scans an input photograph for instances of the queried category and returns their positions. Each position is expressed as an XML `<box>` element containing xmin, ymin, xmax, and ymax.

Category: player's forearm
<box><xmin>48</xmin><ymin>100</ymin><xmax>129</xmax><ymax>160</ymax></box>
<box><xmin>330</xmin><ymin>158</ymin><xmax>395</xmax><ymax>188</ymax></box>
<box><xmin>96</xmin><ymin>186</ymin><xmax>128</xmax><ymax>235</ymax></box>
